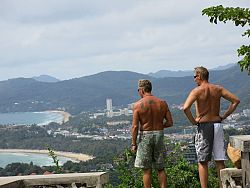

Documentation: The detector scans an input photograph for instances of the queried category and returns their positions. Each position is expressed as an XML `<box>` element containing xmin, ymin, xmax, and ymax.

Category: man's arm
<box><xmin>163</xmin><ymin>101</ymin><xmax>173</xmax><ymax>128</ymax></box>
<box><xmin>220</xmin><ymin>87</ymin><xmax>240</xmax><ymax>120</ymax></box>
<box><xmin>131</xmin><ymin>104</ymin><xmax>139</xmax><ymax>151</ymax></box>
<box><xmin>183</xmin><ymin>90</ymin><xmax>198</xmax><ymax>125</ymax></box>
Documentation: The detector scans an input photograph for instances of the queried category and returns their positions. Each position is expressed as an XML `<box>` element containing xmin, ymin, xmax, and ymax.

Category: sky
<box><xmin>0</xmin><ymin>0</ymin><xmax>249</xmax><ymax>81</ymax></box>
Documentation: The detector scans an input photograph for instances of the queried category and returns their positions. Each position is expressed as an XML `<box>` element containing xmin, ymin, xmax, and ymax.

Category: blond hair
<box><xmin>194</xmin><ymin>66</ymin><xmax>209</xmax><ymax>81</ymax></box>
<box><xmin>138</xmin><ymin>79</ymin><xmax>152</xmax><ymax>92</ymax></box>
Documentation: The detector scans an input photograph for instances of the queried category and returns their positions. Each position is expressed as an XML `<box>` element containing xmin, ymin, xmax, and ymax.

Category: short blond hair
<box><xmin>194</xmin><ymin>66</ymin><xmax>209</xmax><ymax>80</ymax></box>
<box><xmin>138</xmin><ymin>79</ymin><xmax>152</xmax><ymax>92</ymax></box>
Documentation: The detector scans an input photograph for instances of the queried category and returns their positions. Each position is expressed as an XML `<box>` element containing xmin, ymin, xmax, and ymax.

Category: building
<box><xmin>184</xmin><ymin>143</ymin><xmax>197</xmax><ymax>164</ymax></box>
<box><xmin>106</xmin><ymin>98</ymin><xmax>113</xmax><ymax>117</ymax></box>
<box><xmin>106</xmin><ymin>98</ymin><xmax>112</xmax><ymax>111</ymax></box>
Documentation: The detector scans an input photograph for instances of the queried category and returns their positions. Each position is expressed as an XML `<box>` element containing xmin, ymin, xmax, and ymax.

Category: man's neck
<box><xmin>199</xmin><ymin>80</ymin><xmax>209</xmax><ymax>86</ymax></box>
<box><xmin>143</xmin><ymin>92</ymin><xmax>152</xmax><ymax>97</ymax></box>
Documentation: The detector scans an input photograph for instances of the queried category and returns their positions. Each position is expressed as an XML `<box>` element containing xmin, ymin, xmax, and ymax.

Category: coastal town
<box><xmin>47</xmin><ymin>99</ymin><xmax>250</xmax><ymax>143</ymax></box>
<box><xmin>43</xmin><ymin>98</ymin><xmax>250</xmax><ymax>166</ymax></box>
<box><xmin>0</xmin><ymin>97</ymin><xmax>249</xmax><ymax>172</ymax></box>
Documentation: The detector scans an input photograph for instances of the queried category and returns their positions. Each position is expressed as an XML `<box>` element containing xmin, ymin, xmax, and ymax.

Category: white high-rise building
<box><xmin>106</xmin><ymin>98</ymin><xmax>112</xmax><ymax>111</ymax></box>
<box><xmin>106</xmin><ymin>98</ymin><xmax>113</xmax><ymax>117</ymax></box>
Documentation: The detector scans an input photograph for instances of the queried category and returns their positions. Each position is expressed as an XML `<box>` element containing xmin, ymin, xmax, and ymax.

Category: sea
<box><xmin>0</xmin><ymin>152</ymin><xmax>76</xmax><ymax>168</ymax></box>
<box><xmin>0</xmin><ymin>111</ymin><xmax>73</xmax><ymax>167</ymax></box>
<box><xmin>0</xmin><ymin>111</ymin><xmax>64</xmax><ymax>125</ymax></box>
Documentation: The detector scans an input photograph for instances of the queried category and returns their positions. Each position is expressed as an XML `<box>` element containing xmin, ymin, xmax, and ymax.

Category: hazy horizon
<box><xmin>0</xmin><ymin>0</ymin><xmax>248</xmax><ymax>80</ymax></box>
<box><xmin>0</xmin><ymin>63</ymin><xmax>237</xmax><ymax>82</ymax></box>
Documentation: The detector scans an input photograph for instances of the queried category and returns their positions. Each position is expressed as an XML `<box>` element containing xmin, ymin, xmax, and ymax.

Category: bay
<box><xmin>0</xmin><ymin>152</ymin><xmax>76</xmax><ymax>168</ymax></box>
<box><xmin>0</xmin><ymin>111</ymin><xmax>64</xmax><ymax>125</ymax></box>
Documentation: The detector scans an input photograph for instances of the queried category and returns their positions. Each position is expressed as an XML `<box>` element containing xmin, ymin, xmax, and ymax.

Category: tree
<box><xmin>202</xmin><ymin>5</ymin><xmax>250</xmax><ymax>74</ymax></box>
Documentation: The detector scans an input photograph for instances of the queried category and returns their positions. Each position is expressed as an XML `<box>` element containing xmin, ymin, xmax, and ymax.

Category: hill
<box><xmin>0</xmin><ymin>66</ymin><xmax>248</xmax><ymax>114</ymax></box>
<box><xmin>148</xmin><ymin>63</ymin><xmax>235</xmax><ymax>78</ymax></box>
<box><xmin>32</xmin><ymin>75</ymin><xmax>60</xmax><ymax>83</ymax></box>
<box><xmin>148</xmin><ymin>70</ymin><xmax>193</xmax><ymax>78</ymax></box>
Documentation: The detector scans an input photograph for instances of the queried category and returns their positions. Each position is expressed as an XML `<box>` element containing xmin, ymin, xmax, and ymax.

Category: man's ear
<box><xmin>141</xmin><ymin>89</ymin><xmax>145</xmax><ymax>94</ymax></box>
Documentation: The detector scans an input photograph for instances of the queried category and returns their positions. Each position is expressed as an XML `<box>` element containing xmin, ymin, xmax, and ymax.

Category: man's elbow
<box><xmin>131</xmin><ymin>125</ymin><xmax>138</xmax><ymax>132</ymax></box>
<box><xmin>182</xmin><ymin>106</ymin><xmax>189</xmax><ymax>114</ymax></box>
<box><xmin>236</xmin><ymin>99</ymin><xmax>240</xmax><ymax>105</ymax></box>
<box><xmin>169</xmin><ymin>122</ymin><xmax>173</xmax><ymax>127</ymax></box>
<box><xmin>164</xmin><ymin>122</ymin><xmax>173</xmax><ymax>128</ymax></box>
<box><xmin>234</xmin><ymin>99</ymin><xmax>240</xmax><ymax>106</ymax></box>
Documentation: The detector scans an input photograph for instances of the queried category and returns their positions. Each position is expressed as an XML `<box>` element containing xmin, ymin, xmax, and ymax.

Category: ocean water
<box><xmin>0</xmin><ymin>112</ymin><xmax>69</xmax><ymax>167</ymax></box>
<box><xmin>0</xmin><ymin>111</ymin><xmax>64</xmax><ymax>125</ymax></box>
<box><xmin>0</xmin><ymin>152</ymin><xmax>76</xmax><ymax>168</ymax></box>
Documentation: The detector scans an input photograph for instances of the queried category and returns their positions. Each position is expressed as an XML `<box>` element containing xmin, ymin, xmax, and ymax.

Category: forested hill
<box><xmin>0</xmin><ymin>66</ymin><xmax>248</xmax><ymax>114</ymax></box>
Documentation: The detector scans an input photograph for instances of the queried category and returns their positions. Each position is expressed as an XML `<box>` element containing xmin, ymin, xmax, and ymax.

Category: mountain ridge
<box><xmin>32</xmin><ymin>75</ymin><xmax>60</xmax><ymax>83</ymax></box>
<box><xmin>148</xmin><ymin>63</ymin><xmax>236</xmax><ymax>78</ymax></box>
<box><xmin>0</xmin><ymin>65</ymin><xmax>248</xmax><ymax>114</ymax></box>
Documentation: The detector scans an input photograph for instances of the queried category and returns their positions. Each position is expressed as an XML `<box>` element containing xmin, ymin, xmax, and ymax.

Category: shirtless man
<box><xmin>131</xmin><ymin>79</ymin><xmax>173</xmax><ymax>188</ymax></box>
<box><xmin>183</xmin><ymin>66</ymin><xmax>240</xmax><ymax>188</ymax></box>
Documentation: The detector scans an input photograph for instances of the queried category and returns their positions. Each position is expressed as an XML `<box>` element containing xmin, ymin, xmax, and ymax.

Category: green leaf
<box><xmin>202</xmin><ymin>5</ymin><xmax>250</xmax><ymax>74</ymax></box>
<box><xmin>235</xmin><ymin>20</ymin><xmax>240</xmax><ymax>26</ymax></box>
<box><xmin>214</xmin><ymin>18</ymin><xmax>217</xmax><ymax>24</ymax></box>
<box><xmin>210</xmin><ymin>17</ymin><xmax>214</xmax><ymax>23</ymax></box>
<box><xmin>219</xmin><ymin>15</ymin><xmax>223</xmax><ymax>21</ymax></box>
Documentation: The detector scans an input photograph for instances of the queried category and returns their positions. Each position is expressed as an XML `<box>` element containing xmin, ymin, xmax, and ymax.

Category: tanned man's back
<box><xmin>194</xmin><ymin>83</ymin><xmax>222</xmax><ymax>123</ymax></box>
<box><xmin>133</xmin><ymin>95</ymin><xmax>170</xmax><ymax>131</ymax></box>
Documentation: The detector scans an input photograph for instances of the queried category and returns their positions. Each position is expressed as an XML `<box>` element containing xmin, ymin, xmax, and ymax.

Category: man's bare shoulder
<box><xmin>190</xmin><ymin>86</ymin><xmax>201</xmax><ymax>96</ymax></box>
<box><xmin>208</xmin><ymin>83</ymin><xmax>222</xmax><ymax>88</ymax></box>
<box><xmin>208</xmin><ymin>83</ymin><xmax>224</xmax><ymax>92</ymax></box>
<box><xmin>160</xmin><ymin>100</ymin><xmax>169</xmax><ymax>110</ymax></box>
<box><xmin>159</xmin><ymin>99</ymin><xmax>168</xmax><ymax>106</ymax></box>
<box><xmin>133</xmin><ymin>100</ymin><xmax>142</xmax><ymax>108</ymax></box>
<box><xmin>133</xmin><ymin>98</ymin><xmax>145</xmax><ymax>109</ymax></box>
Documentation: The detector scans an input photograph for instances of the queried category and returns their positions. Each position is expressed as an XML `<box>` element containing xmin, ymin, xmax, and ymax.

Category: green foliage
<box><xmin>238</xmin><ymin>45</ymin><xmax>250</xmax><ymax>74</ymax></box>
<box><xmin>164</xmin><ymin>143</ymin><xmax>218</xmax><ymax>188</ymax></box>
<box><xmin>108</xmin><ymin>142</ymin><xmax>219</xmax><ymax>188</ymax></box>
<box><xmin>47</xmin><ymin>146</ymin><xmax>62</xmax><ymax>174</ymax></box>
<box><xmin>114</xmin><ymin>149</ymin><xmax>143</xmax><ymax>188</ymax></box>
<box><xmin>0</xmin><ymin>162</ymin><xmax>43</xmax><ymax>176</ymax></box>
<box><xmin>166</xmin><ymin>160</ymin><xmax>200</xmax><ymax>188</ymax></box>
<box><xmin>202</xmin><ymin>5</ymin><xmax>250</xmax><ymax>74</ymax></box>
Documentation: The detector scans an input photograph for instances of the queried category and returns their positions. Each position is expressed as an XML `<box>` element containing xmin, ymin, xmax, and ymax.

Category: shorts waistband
<box><xmin>139</xmin><ymin>130</ymin><xmax>164</xmax><ymax>135</ymax></box>
<box><xmin>197</xmin><ymin>121</ymin><xmax>221</xmax><ymax>125</ymax></box>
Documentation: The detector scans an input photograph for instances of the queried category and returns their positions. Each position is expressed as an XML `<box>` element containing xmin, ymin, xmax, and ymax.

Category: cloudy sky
<box><xmin>0</xmin><ymin>0</ymin><xmax>249</xmax><ymax>81</ymax></box>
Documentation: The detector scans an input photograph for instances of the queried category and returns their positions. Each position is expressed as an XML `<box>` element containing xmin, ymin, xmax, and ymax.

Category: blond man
<box><xmin>183</xmin><ymin>66</ymin><xmax>240</xmax><ymax>188</ymax></box>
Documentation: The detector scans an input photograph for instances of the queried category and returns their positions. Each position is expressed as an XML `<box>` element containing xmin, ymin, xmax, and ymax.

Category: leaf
<box><xmin>214</xmin><ymin>18</ymin><xmax>217</xmax><ymax>24</ymax></box>
<box><xmin>235</xmin><ymin>20</ymin><xmax>240</xmax><ymax>26</ymax></box>
<box><xmin>219</xmin><ymin>15</ymin><xmax>223</xmax><ymax>21</ymax></box>
<box><xmin>210</xmin><ymin>17</ymin><xmax>214</xmax><ymax>23</ymax></box>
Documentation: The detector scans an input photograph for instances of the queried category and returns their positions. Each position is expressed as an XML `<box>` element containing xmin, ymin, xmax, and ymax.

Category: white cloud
<box><xmin>0</xmin><ymin>0</ymin><xmax>248</xmax><ymax>80</ymax></box>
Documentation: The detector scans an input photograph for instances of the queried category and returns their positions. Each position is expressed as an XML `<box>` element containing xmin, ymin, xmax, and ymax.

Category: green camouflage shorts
<box><xmin>134</xmin><ymin>130</ymin><xmax>166</xmax><ymax>170</ymax></box>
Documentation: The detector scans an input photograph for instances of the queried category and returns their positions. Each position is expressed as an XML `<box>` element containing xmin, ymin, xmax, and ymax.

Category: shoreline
<box><xmin>46</xmin><ymin>110</ymin><xmax>71</xmax><ymax>124</ymax></box>
<box><xmin>0</xmin><ymin>149</ymin><xmax>94</xmax><ymax>162</ymax></box>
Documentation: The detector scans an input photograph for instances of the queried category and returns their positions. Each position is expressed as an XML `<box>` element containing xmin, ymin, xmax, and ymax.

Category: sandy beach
<box><xmin>46</xmin><ymin>110</ymin><xmax>71</xmax><ymax>124</ymax></box>
<box><xmin>0</xmin><ymin>149</ymin><xmax>94</xmax><ymax>162</ymax></box>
